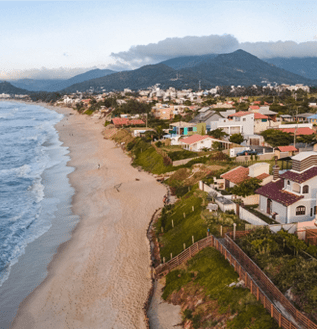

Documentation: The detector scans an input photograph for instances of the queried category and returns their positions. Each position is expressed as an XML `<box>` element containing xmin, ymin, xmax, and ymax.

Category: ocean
<box><xmin>0</xmin><ymin>101</ymin><xmax>78</xmax><ymax>328</ymax></box>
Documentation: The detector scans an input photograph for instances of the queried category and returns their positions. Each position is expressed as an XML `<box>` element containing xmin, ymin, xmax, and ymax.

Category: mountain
<box><xmin>62</xmin><ymin>50</ymin><xmax>316</xmax><ymax>92</ymax></box>
<box><xmin>9</xmin><ymin>69</ymin><xmax>116</xmax><ymax>92</ymax></box>
<box><xmin>0</xmin><ymin>81</ymin><xmax>28</xmax><ymax>94</ymax></box>
<box><xmin>264</xmin><ymin>57</ymin><xmax>317</xmax><ymax>80</ymax></box>
<box><xmin>161</xmin><ymin>54</ymin><xmax>218</xmax><ymax>70</ymax></box>
<box><xmin>178</xmin><ymin>50</ymin><xmax>314</xmax><ymax>87</ymax></box>
<box><xmin>10</xmin><ymin>79</ymin><xmax>64</xmax><ymax>92</ymax></box>
<box><xmin>62</xmin><ymin>64</ymin><xmax>210</xmax><ymax>92</ymax></box>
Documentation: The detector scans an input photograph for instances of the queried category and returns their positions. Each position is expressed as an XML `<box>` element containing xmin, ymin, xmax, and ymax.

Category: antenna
<box><xmin>199</xmin><ymin>80</ymin><xmax>201</xmax><ymax>91</ymax></box>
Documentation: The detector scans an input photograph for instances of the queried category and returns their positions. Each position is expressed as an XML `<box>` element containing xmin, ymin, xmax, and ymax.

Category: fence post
<box><xmin>183</xmin><ymin>243</ymin><xmax>186</xmax><ymax>250</ymax></box>
<box><xmin>233</xmin><ymin>223</ymin><xmax>237</xmax><ymax>240</ymax></box>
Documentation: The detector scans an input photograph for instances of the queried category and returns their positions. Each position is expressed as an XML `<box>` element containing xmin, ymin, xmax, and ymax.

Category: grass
<box><xmin>156</xmin><ymin>186</ymin><xmax>208</xmax><ymax>260</ymax></box>
<box><xmin>244</xmin><ymin>205</ymin><xmax>279</xmax><ymax>225</ymax></box>
<box><xmin>163</xmin><ymin>247</ymin><xmax>279</xmax><ymax>329</ymax></box>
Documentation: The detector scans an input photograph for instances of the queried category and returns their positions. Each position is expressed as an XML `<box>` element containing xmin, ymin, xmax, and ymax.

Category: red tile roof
<box><xmin>256</xmin><ymin>173</ymin><xmax>270</xmax><ymax>180</ymax></box>
<box><xmin>180</xmin><ymin>134</ymin><xmax>211</xmax><ymax>145</ymax></box>
<box><xmin>221</xmin><ymin>166</ymin><xmax>249</xmax><ymax>184</ymax></box>
<box><xmin>254</xmin><ymin>113</ymin><xmax>268</xmax><ymax>119</ymax></box>
<box><xmin>278</xmin><ymin>127</ymin><xmax>315</xmax><ymax>136</ymax></box>
<box><xmin>228</xmin><ymin>111</ymin><xmax>253</xmax><ymax>117</ymax></box>
<box><xmin>280</xmin><ymin>167</ymin><xmax>317</xmax><ymax>184</ymax></box>
<box><xmin>256</xmin><ymin>179</ymin><xmax>304</xmax><ymax>206</ymax></box>
<box><xmin>277</xmin><ymin>146</ymin><xmax>298</xmax><ymax>152</ymax></box>
<box><xmin>250</xmin><ymin>105</ymin><xmax>260</xmax><ymax>110</ymax></box>
<box><xmin>252</xmin><ymin>101</ymin><xmax>261</xmax><ymax>105</ymax></box>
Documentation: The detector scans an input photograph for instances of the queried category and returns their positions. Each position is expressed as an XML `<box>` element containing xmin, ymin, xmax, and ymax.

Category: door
<box><xmin>267</xmin><ymin>199</ymin><xmax>272</xmax><ymax>215</ymax></box>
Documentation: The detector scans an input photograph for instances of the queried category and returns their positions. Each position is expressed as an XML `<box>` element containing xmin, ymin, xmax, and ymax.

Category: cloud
<box><xmin>0</xmin><ymin>67</ymin><xmax>92</xmax><ymax>80</ymax></box>
<box><xmin>111</xmin><ymin>35</ymin><xmax>317</xmax><ymax>68</ymax></box>
<box><xmin>111</xmin><ymin>34</ymin><xmax>239</xmax><ymax>68</ymax></box>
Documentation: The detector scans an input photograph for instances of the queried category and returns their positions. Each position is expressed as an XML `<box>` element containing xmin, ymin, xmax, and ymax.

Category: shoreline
<box><xmin>11</xmin><ymin>104</ymin><xmax>167</xmax><ymax>328</ymax></box>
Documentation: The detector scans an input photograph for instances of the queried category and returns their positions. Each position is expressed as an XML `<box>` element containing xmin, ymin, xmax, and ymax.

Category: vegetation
<box><xmin>229</xmin><ymin>133</ymin><xmax>244</xmax><ymax>145</ymax></box>
<box><xmin>208</xmin><ymin>128</ymin><xmax>228</xmax><ymax>139</ymax></box>
<box><xmin>231</xmin><ymin>178</ymin><xmax>262</xmax><ymax>197</ymax></box>
<box><xmin>261</xmin><ymin>129</ymin><xmax>293</xmax><ymax>147</ymax></box>
<box><xmin>163</xmin><ymin>248</ymin><xmax>279</xmax><ymax>329</ymax></box>
<box><xmin>237</xmin><ymin>227</ymin><xmax>317</xmax><ymax>322</ymax></box>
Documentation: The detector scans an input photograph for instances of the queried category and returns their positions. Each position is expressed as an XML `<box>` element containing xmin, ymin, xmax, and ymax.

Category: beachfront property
<box><xmin>179</xmin><ymin>134</ymin><xmax>231</xmax><ymax>151</ymax></box>
<box><xmin>169</xmin><ymin>121</ymin><xmax>199</xmax><ymax>136</ymax></box>
<box><xmin>215</xmin><ymin>111</ymin><xmax>254</xmax><ymax>136</ymax></box>
<box><xmin>256</xmin><ymin>152</ymin><xmax>317</xmax><ymax>223</ymax></box>
<box><xmin>111</xmin><ymin>117</ymin><xmax>145</xmax><ymax>127</ymax></box>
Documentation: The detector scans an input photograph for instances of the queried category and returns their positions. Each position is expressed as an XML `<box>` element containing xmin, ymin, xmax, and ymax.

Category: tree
<box><xmin>229</xmin><ymin>133</ymin><xmax>244</xmax><ymax>145</ymax></box>
<box><xmin>261</xmin><ymin>129</ymin><xmax>293</xmax><ymax>147</ymax></box>
<box><xmin>297</xmin><ymin>134</ymin><xmax>316</xmax><ymax>145</ymax></box>
<box><xmin>208</xmin><ymin>128</ymin><xmax>228</xmax><ymax>139</ymax></box>
<box><xmin>212</xmin><ymin>141</ymin><xmax>223</xmax><ymax>151</ymax></box>
<box><xmin>231</xmin><ymin>178</ymin><xmax>262</xmax><ymax>197</ymax></box>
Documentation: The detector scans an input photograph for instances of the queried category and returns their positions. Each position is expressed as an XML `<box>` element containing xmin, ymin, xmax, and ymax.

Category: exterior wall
<box><xmin>254</xmin><ymin>120</ymin><xmax>279</xmax><ymax>133</ymax></box>
<box><xmin>241</xmin><ymin>194</ymin><xmax>259</xmax><ymax>205</ymax></box>
<box><xmin>288</xmin><ymin>199</ymin><xmax>317</xmax><ymax>223</ymax></box>
<box><xmin>249</xmin><ymin>163</ymin><xmax>270</xmax><ymax>177</ymax></box>
<box><xmin>258</xmin><ymin>196</ymin><xmax>288</xmax><ymax>223</ymax></box>
<box><xmin>216</xmin><ymin>113</ymin><xmax>254</xmax><ymax>136</ymax></box>
<box><xmin>235</xmin><ymin>153</ymin><xmax>275</xmax><ymax>162</ymax></box>
<box><xmin>239</xmin><ymin>206</ymin><xmax>268</xmax><ymax>226</ymax></box>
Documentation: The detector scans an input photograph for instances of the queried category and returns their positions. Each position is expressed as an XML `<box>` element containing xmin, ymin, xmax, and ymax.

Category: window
<box><xmin>243</xmin><ymin>118</ymin><xmax>246</xmax><ymax>121</ymax></box>
<box><xmin>311</xmin><ymin>208</ymin><xmax>313</xmax><ymax>217</ymax></box>
<box><xmin>303</xmin><ymin>185</ymin><xmax>309</xmax><ymax>194</ymax></box>
<box><xmin>287</xmin><ymin>180</ymin><xmax>290</xmax><ymax>185</ymax></box>
<box><xmin>296</xmin><ymin>206</ymin><xmax>306</xmax><ymax>216</ymax></box>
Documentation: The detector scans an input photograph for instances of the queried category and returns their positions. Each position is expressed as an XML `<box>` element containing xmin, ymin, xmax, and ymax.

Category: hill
<box><xmin>9</xmin><ymin>69</ymin><xmax>116</xmax><ymax>92</ymax></box>
<box><xmin>0</xmin><ymin>81</ymin><xmax>29</xmax><ymax>94</ymax></box>
<box><xmin>178</xmin><ymin>50</ymin><xmax>314</xmax><ymax>87</ymax></box>
<box><xmin>265</xmin><ymin>57</ymin><xmax>317</xmax><ymax>80</ymax></box>
<box><xmin>62</xmin><ymin>63</ymin><xmax>210</xmax><ymax>92</ymax></box>
<box><xmin>62</xmin><ymin>50</ymin><xmax>316</xmax><ymax>92</ymax></box>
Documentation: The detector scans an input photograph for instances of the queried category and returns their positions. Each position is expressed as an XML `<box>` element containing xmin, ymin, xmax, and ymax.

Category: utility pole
<box><xmin>294</xmin><ymin>106</ymin><xmax>298</xmax><ymax>147</ymax></box>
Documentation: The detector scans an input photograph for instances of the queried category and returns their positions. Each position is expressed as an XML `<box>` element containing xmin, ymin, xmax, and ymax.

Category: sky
<box><xmin>1</xmin><ymin>0</ymin><xmax>317</xmax><ymax>79</ymax></box>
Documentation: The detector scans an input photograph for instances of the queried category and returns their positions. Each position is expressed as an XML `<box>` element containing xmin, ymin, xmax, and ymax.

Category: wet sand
<box><xmin>11</xmin><ymin>107</ymin><xmax>167</xmax><ymax>329</ymax></box>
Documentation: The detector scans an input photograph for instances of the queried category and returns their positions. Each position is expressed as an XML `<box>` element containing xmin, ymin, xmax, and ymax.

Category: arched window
<box><xmin>303</xmin><ymin>185</ymin><xmax>309</xmax><ymax>194</ymax></box>
<box><xmin>296</xmin><ymin>206</ymin><xmax>306</xmax><ymax>216</ymax></box>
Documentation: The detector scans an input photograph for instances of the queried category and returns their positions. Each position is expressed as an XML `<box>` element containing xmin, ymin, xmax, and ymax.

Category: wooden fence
<box><xmin>155</xmin><ymin>232</ymin><xmax>317</xmax><ymax>329</ymax></box>
<box><xmin>305</xmin><ymin>229</ymin><xmax>317</xmax><ymax>246</ymax></box>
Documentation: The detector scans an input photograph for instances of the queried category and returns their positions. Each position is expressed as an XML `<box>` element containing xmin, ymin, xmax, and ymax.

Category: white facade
<box><xmin>209</xmin><ymin>113</ymin><xmax>254</xmax><ymax>136</ymax></box>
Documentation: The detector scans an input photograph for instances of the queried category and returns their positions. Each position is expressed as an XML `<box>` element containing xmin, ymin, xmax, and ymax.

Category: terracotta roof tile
<box><xmin>228</xmin><ymin>111</ymin><xmax>252</xmax><ymax>117</ymax></box>
<box><xmin>254</xmin><ymin>113</ymin><xmax>268</xmax><ymax>119</ymax></box>
<box><xmin>180</xmin><ymin>134</ymin><xmax>211</xmax><ymax>145</ymax></box>
<box><xmin>221</xmin><ymin>166</ymin><xmax>249</xmax><ymax>184</ymax></box>
<box><xmin>256</xmin><ymin>179</ymin><xmax>304</xmax><ymax>206</ymax></box>
<box><xmin>112</xmin><ymin>118</ymin><xmax>145</xmax><ymax>126</ymax></box>
<box><xmin>277</xmin><ymin>146</ymin><xmax>298</xmax><ymax>152</ymax></box>
<box><xmin>250</xmin><ymin>105</ymin><xmax>260</xmax><ymax>110</ymax></box>
<box><xmin>278</xmin><ymin>127</ymin><xmax>315</xmax><ymax>136</ymax></box>
<box><xmin>256</xmin><ymin>173</ymin><xmax>270</xmax><ymax>180</ymax></box>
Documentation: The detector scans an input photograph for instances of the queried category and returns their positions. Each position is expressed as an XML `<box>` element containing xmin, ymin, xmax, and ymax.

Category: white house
<box><xmin>215</xmin><ymin>111</ymin><xmax>254</xmax><ymax>136</ymax></box>
<box><xmin>179</xmin><ymin>134</ymin><xmax>231</xmax><ymax>152</ymax></box>
<box><xmin>257</xmin><ymin>152</ymin><xmax>317</xmax><ymax>224</ymax></box>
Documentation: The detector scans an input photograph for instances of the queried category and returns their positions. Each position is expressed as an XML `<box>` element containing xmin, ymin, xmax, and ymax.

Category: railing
<box><xmin>155</xmin><ymin>231</ymin><xmax>317</xmax><ymax>329</ymax></box>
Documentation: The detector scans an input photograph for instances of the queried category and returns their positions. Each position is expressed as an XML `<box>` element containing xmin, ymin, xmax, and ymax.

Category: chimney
<box><xmin>273</xmin><ymin>165</ymin><xmax>280</xmax><ymax>181</ymax></box>
<box><xmin>272</xmin><ymin>156</ymin><xmax>279</xmax><ymax>181</ymax></box>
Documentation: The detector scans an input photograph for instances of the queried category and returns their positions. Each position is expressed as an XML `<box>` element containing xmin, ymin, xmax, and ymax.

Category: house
<box><xmin>256</xmin><ymin>152</ymin><xmax>317</xmax><ymax>223</ymax></box>
<box><xmin>274</xmin><ymin>146</ymin><xmax>298</xmax><ymax>159</ymax></box>
<box><xmin>169</xmin><ymin>121</ymin><xmax>199</xmax><ymax>136</ymax></box>
<box><xmin>179</xmin><ymin>134</ymin><xmax>231</xmax><ymax>151</ymax></box>
<box><xmin>221</xmin><ymin>162</ymin><xmax>272</xmax><ymax>189</ymax></box>
<box><xmin>280</xmin><ymin>114</ymin><xmax>293</xmax><ymax>122</ymax></box>
<box><xmin>258</xmin><ymin>107</ymin><xmax>278</xmax><ymax>122</ymax></box>
<box><xmin>308</xmin><ymin>114</ymin><xmax>317</xmax><ymax>124</ymax></box>
<box><xmin>295</xmin><ymin>113</ymin><xmax>313</xmax><ymax>123</ymax></box>
<box><xmin>216</xmin><ymin>111</ymin><xmax>254</xmax><ymax>136</ymax></box>
<box><xmin>151</xmin><ymin>103</ymin><xmax>176</xmax><ymax>120</ymax></box>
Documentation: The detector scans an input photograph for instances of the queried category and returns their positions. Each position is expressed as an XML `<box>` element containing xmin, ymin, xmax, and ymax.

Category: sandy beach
<box><xmin>11</xmin><ymin>106</ymin><xmax>166</xmax><ymax>329</ymax></box>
